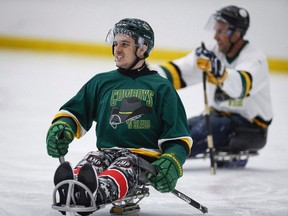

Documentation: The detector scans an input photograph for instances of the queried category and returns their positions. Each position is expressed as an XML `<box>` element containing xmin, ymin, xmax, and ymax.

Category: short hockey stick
<box><xmin>201</xmin><ymin>42</ymin><xmax>216</xmax><ymax>175</ymax></box>
<box><xmin>171</xmin><ymin>189</ymin><xmax>208</xmax><ymax>214</ymax></box>
<box><xmin>59</xmin><ymin>156</ymin><xmax>65</xmax><ymax>164</ymax></box>
<box><xmin>56</xmin><ymin>127</ymin><xmax>66</xmax><ymax>164</ymax></box>
<box><xmin>140</xmin><ymin>158</ymin><xmax>208</xmax><ymax>214</ymax></box>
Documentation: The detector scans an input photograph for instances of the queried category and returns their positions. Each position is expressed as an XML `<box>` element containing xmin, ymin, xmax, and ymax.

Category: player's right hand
<box><xmin>195</xmin><ymin>43</ymin><xmax>228</xmax><ymax>86</ymax></box>
<box><xmin>46</xmin><ymin>121</ymin><xmax>74</xmax><ymax>158</ymax></box>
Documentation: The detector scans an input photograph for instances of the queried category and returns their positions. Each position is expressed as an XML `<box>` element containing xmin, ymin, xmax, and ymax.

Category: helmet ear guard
<box><xmin>106</xmin><ymin>31</ymin><xmax>148</xmax><ymax>58</ymax></box>
<box><xmin>137</xmin><ymin>43</ymin><xmax>149</xmax><ymax>59</ymax></box>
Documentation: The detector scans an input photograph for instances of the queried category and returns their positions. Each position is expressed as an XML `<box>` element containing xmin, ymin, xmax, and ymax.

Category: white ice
<box><xmin>0</xmin><ymin>50</ymin><xmax>287</xmax><ymax>216</ymax></box>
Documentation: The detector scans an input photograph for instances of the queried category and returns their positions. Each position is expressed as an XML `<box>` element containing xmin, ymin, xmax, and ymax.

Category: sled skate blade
<box><xmin>110</xmin><ymin>204</ymin><xmax>140</xmax><ymax>215</ymax></box>
<box><xmin>190</xmin><ymin>151</ymin><xmax>258</xmax><ymax>168</ymax></box>
<box><xmin>52</xmin><ymin>179</ymin><xmax>102</xmax><ymax>215</ymax></box>
<box><xmin>110</xmin><ymin>185</ymin><xmax>150</xmax><ymax>215</ymax></box>
<box><xmin>215</xmin><ymin>151</ymin><xmax>258</xmax><ymax>168</ymax></box>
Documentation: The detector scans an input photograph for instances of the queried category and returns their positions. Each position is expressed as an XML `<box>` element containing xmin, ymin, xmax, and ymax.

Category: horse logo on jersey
<box><xmin>109</xmin><ymin>97</ymin><xmax>151</xmax><ymax>129</ymax></box>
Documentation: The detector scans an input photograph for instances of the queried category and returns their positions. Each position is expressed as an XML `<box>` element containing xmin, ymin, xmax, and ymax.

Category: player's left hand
<box><xmin>149</xmin><ymin>153</ymin><xmax>182</xmax><ymax>193</ymax></box>
<box><xmin>195</xmin><ymin>44</ymin><xmax>228</xmax><ymax>86</ymax></box>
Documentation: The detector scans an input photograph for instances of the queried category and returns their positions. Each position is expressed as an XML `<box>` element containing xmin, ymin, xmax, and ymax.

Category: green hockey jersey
<box><xmin>53</xmin><ymin>65</ymin><xmax>192</xmax><ymax>159</ymax></box>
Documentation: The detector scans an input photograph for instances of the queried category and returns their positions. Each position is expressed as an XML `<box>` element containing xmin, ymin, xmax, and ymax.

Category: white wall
<box><xmin>0</xmin><ymin>0</ymin><xmax>287</xmax><ymax>58</ymax></box>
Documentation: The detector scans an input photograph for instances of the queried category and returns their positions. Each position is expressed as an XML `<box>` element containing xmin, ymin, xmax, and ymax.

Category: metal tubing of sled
<box><xmin>52</xmin><ymin>179</ymin><xmax>98</xmax><ymax>213</ymax></box>
<box><xmin>113</xmin><ymin>189</ymin><xmax>150</xmax><ymax>204</ymax></box>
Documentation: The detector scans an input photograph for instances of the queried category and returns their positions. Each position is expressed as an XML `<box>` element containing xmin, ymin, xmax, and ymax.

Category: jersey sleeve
<box><xmin>221</xmin><ymin>47</ymin><xmax>268</xmax><ymax>99</ymax></box>
<box><xmin>53</xmin><ymin>78</ymin><xmax>98</xmax><ymax>138</ymax></box>
<box><xmin>152</xmin><ymin>50</ymin><xmax>202</xmax><ymax>89</ymax></box>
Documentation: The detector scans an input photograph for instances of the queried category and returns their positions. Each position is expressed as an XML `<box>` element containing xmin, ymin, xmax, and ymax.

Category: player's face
<box><xmin>113</xmin><ymin>34</ymin><xmax>139</xmax><ymax>69</ymax></box>
<box><xmin>213</xmin><ymin>22</ymin><xmax>232</xmax><ymax>53</ymax></box>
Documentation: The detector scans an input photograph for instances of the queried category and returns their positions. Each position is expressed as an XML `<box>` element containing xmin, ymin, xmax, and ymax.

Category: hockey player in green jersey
<box><xmin>46</xmin><ymin>18</ymin><xmax>192</xmax><ymax>214</ymax></box>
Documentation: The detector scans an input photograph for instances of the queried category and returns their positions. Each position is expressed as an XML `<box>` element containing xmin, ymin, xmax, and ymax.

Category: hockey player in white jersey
<box><xmin>154</xmin><ymin>5</ymin><xmax>273</xmax><ymax>162</ymax></box>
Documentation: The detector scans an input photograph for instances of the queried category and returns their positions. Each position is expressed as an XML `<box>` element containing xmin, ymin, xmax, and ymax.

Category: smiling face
<box><xmin>113</xmin><ymin>34</ymin><xmax>146</xmax><ymax>70</ymax></box>
<box><xmin>213</xmin><ymin>21</ymin><xmax>241</xmax><ymax>54</ymax></box>
<box><xmin>213</xmin><ymin>22</ymin><xmax>232</xmax><ymax>53</ymax></box>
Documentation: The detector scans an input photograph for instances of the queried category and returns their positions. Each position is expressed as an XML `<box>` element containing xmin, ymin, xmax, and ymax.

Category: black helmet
<box><xmin>215</xmin><ymin>5</ymin><xmax>250</xmax><ymax>36</ymax></box>
<box><xmin>106</xmin><ymin>18</ymin><xmax>154</xmax><ymax>57</ymax></box>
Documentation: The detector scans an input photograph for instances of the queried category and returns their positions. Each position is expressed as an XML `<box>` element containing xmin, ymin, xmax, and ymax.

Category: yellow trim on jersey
<box><xmin>162</xmin><ymin>62</ymin><xmax>181</xmax><ymax>89</ymax></box>
<box><xmin>252</xmin><ymin>118</ymin><xmax>268</xmax><ymax>129</ymax></box>
<box><xmin>159</xmin><ymin>136</ymin><xmax>193</xmax><ymax>157</ymax></box>
<box><xmin>53</xmin><ymin>113</ymin><xmax>82</xmax><ymax>139</ymax></box>
<box><xmin>239</xmin><ymin>71</ymin><xmax>252</xmax><ymax>97</ymax></box>
<box><xmin>180</xmin><ymin>137</ymin><xmax>193</xmax><ymax>156</ymax></box>
<box><xmin>129</xmin><ymin>148</ymin><xmax>162</xmax><ymax>159</ymax></box>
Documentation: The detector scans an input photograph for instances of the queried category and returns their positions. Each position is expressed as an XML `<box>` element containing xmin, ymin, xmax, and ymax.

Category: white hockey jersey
<box><xmin>154</xmin><ymin>41</ymin><xmax>273</xmax><ymax>127</ymax></box>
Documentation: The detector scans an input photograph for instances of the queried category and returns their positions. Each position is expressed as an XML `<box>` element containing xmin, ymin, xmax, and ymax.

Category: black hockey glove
<box><xmin>195</xmin><ymin>43</ymin><xmax>228</xmax><ymax>86</ymax></box>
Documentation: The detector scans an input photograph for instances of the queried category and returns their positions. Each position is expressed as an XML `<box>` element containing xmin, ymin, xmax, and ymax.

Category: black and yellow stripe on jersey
<box><xmin>159</xmin><ymin>62</ymin><xmax>186</xmax><ymax>90</ymax></box>
<box><xmin>238</xmin><ymin>71</ymin><xmax>252</xmax><ymax>98</ymax></box>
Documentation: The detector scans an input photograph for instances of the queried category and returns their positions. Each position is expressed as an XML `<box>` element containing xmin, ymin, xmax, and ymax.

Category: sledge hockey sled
<box><xmin>191</xmin><ymin>150</ymin><xmax>258</xmax><ymax>168</ymax></box>
<box><xmin>52</xmin><ymin>179</ymin><xmax>150</xmax><ymax>215</ymax></box>
<box><xmin>52</xmin><ymin>157</ymin><xmax>154</xmax><ymax>216</ymax></box>
<box><xmin>52</xmin><ymin>156</ymin><xmax>208</xmax><ymax>215</ymax></box>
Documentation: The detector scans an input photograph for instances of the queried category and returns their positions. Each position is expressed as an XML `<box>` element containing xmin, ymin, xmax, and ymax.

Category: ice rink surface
<box><xmin>0</xmin><ymin>50</ymin><xmax>287</xmax><ymax>216</ymax></box>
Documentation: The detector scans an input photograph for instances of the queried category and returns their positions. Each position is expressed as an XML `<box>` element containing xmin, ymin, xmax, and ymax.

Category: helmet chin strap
<box><xmin>226</xmin><ymin>40</ymin><xmax>234</xmax><ymax>54</ymax></box>
<box><xmin>127</xmin><ymin>56</ymin><xmax>141</xmax><ymax>70</ymax></box>
<box><xmin>226</xmin><ymin>28</ymin><xmax>242</xmax><ymax>55</ymax></box>
<box><xmin>113</xmin><ymin>40</ymin><xmax>148</xmax><ymax>71</ymax></box>
<box><xmin>126</xmin><ymin>46</ymin><xmax>146</xmax><ymax>71</ymax></box>
<box><xmin>225</xmin><ymin>28</ymin><xmax>235</xmax><ymax>54</ymax></box>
